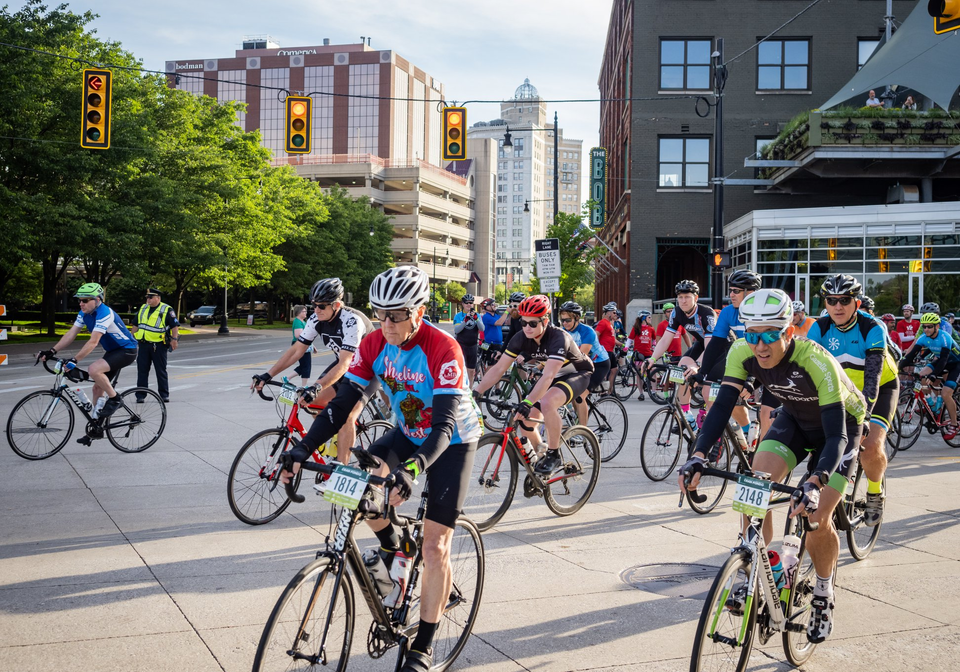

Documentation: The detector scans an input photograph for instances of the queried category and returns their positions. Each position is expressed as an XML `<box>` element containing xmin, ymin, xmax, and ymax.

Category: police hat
<box><xmin>146</xmin><ymin>287</ymin><xmax>162</xmax><ymax>297</ymax></box>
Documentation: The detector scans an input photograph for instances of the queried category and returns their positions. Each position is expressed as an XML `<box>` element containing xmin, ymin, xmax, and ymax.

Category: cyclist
<box><xmin>596</xmin><ymin>302</ymin><xmax>620</xmax><ymax>395</ymax></box>
<box><xmin>859</xmin><ymin>294</ymin><xmax>876</xmax><ymax>316</ymax></box>
<box><xmin>453</xmin><ymin>294</ymin><xmax>484</xmax><ymax>384</ymax></box>
<box><xmin>899</xmin><ymin>312</ymin><xmax>960</xmax><ymax>440</ymax></box>
<box><xmin>559</xmin><ymin>301</ymin><xmax>610</xmax><ymax>424</ymax></box>
<box><xmin>792</xmin><ymin>300</ymin><xmax>816</xmax><ymax>338</ymax></box>
<box><xmin>504</xmin><ymin>291</ymin><xmax>526</xmax><ymax>342</ymax></box>
<box><xmin>38</xmin><ymin>283</ymin><xmax>138</xmax><ymax>442</ymax></box>
<box><xmin>480</xmin><ymin>297</ymin><xmax>507</xmax><ymax>353</ymax></box>
<box><xmin>280</xmin><ymin>266</ymin><xmax>481</xmax><ymax>672</ymax></box>
<box><xmin>897</xmin><ymin>304</ymin><xmax>920</xmax><ymax>350</ymax></box>
<box><xmin>627</xmin><ymin>311</ymin><xmax>655</xmax><ymax>400</ymax></box>
<box><xmin>655</xmin><ymin>303</ymin><xmax>686</xmax><ymax>359</ymax></box>
<box><xmin>805</xmin><ymin>275</ymin><xmax>899</xmax><ymax>527</ymax></box>
<box><xmin>643</xmin><ymin>281</ymin><xmax>716</xmax><ymax>425</ymax></box>
<box><xmin>475</xmin><ymin>295</ymin><xmax>594</xmax><ymax>476</ymax></box>
<box><xmin>685</xmin><ymin>269</ymin><xmax>762</xmax><ymax>444</ymax></box>
<box><xmin>679</xmin><ymin>288</ymin><xmax>866</xmax><ymax>644</ymax></box>
<box><xmin>251</xmin><ymin>278</ymin><xmax>378</xmax><ymax>465</ymax></box>
<box><xmin>881</xmin><ymin>314</ymin><xmax>902</xmax><ymax>350</ymax></box>
<box><xmin>613</xmin><ymin>309</ymin><xmax>626</xmax><ymax>339</ymax></box>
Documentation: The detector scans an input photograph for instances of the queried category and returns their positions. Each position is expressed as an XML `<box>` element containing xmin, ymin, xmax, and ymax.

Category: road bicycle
<box><xmin>227</xmin><ymin>379</ymin><xmax>392</xmax><ymax>525</ymax></box>
<box><xmin>6</xmin><ymin>357</ymin><xmax>166</xmax><ymax>459</ymax></box>
<box><xmin>557</xmin><ymin>387</ymin><xmax>628</xmax><ymax>462</ymax></box>
<box><xmin>894</xmin><ymin>374</ymin><xmax>960</xmax><ymax>451</ymax></box>
<box><xmin>252</xmin><ymin>448</ymin><xmax>483</xmax><ymax>672</ymax></box>
<box><xmin>685</xmin><ymin>465</ymin><xmax>821</xmax><ymax>671</ymax></box>
<box><xmin>463</xmin><ymin>399</ymin><xmax>600</xmax><ymax>531</ymax></box>
<box><xmin>477</xmin><ymin>360</ymin><xmax>531</xmax><ymax>432</ymax></box>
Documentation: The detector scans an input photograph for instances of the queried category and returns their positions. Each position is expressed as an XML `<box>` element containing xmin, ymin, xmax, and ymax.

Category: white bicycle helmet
<box><xmin>791</xmin><ymin>300</ymin><xmax>805</xmax><ymax>314</ymax></box>
<box><xmin>739</xmin><ymin>289</ymin><xmax>793</xmax><ymax>329</ymax></box>
<box><xmin>369</xmin><ymin>266</ymin><xmax>431</xmax><ymax>311</ymax></box>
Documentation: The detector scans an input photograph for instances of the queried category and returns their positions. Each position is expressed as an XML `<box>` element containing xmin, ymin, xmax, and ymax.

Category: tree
<box><xmin>443</xmin><ymin>281</ymin><xmax>466</xmax><ymax>303</ymax></box>
<box><xmin>529</xmin><ymin>210</ymin><xmax>603</xmax><ymax>299</ymax></box>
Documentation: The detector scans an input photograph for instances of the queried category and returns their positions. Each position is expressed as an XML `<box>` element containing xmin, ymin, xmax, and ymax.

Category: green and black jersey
<box><xmin>722</xmin><ymin>338</ymin><xmax>866</xmax><ymax>426</ymax></box>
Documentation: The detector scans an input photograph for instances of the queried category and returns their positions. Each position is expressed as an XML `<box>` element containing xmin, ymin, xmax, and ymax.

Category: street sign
<box><xmin>534</xmin><ymin>238</ymin><xmax>561</xmax><ymax>278</ymax></box>
<box><xmin>590</xmin><ymin>147</ymin><xmax>606</xmax><ymax>229</ymax></box>
<box><xmin>0</xmin><ymin>354</ymin><xmax>6</xmax><ymax>365</ymax></box>
<box><xmin>541</xmin><ymin>277</ymin><xmax>560</xmax><ymax>293</ymax></box>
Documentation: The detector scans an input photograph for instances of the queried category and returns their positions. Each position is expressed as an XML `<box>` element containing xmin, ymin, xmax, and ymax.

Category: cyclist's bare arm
<box><xmin>646</xmin><ymin>330</ymin><xmax>676</xmax><ymax>369</ymax></box>
<box><xmin>679</xmin><ymin>380</ymin><xmax>745</xmax><ymax>490</ymax></box>
<box><xmin>475</xmin><ymin>351</ymin><xmax>516</xmax><ymax>394</ymax></box>
<box><xmin>523</xmin><ymin>358</ymin><xmax>564</xmax><ymax>405</ymax></box>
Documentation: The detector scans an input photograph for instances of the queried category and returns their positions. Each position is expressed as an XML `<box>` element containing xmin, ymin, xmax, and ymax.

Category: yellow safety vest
<box><xmin>136</xmin><ymin>303</ymin><xmax>172</xmax><ymax>343</ymax></box>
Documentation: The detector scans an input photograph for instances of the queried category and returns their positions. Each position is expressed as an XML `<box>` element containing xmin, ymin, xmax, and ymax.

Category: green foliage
<box><xmin>572</xmin><ymin>282</ymin><xmax>595</xmax><ymax>311</ymax></box>
<box><xmin>443</xmin><ymin>281</ymin><xmax>466</xmax><ymax>303</ymax></box>
<box><xmin>530</xmin><ymin>208</ymin><xmax>602</xmax><ymax>299</ymax></box>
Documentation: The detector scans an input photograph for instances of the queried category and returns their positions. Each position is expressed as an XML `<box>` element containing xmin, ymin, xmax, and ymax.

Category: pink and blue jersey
<box><xmin>345</xmin><ymin>322</ymin><xmax>482</xmax><ymax>445</ymax></box>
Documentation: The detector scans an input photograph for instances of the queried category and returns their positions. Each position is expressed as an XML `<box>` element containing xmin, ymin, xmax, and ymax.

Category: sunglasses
<box><xmin>521</xmin><ymin>319</ymin><xmax>542</xmax><ymax>329</ymax></box>
<box><xmin>560</xmin><ymin>317</ymin><xmax>575</xmax><ymax>324</ymax></box>
<box><xmin>825</xmin><ymin>296</ymin><xmax>854</xmax><ymax>307</ymax></box>
<box><xmin>744</xmin><ymin>327</ymin><xmax>786</xmax><ymax>345</ymax></box>
<box><xmin>313</xmin><ymin>303</ymin><xmax>330</xmax><ymax>310</ymax></box>
<box><xmin>375</xmin><ymin>308</ymin><xmax>413</xmax><ymax>323</ymax></box>
<box><xmin>923</xmin><ymin>324</ymin><xmax>938</xmax><ymax>330</ymax></box>
<box><xmin>729</xmin><ymin>288</ymin><xmax>744</xmax><ymax>295</ymax></box>
<box><xmin>78</xmin><ymin>298</ymin><xmax>95</xmax><ymax>304</ymax></box>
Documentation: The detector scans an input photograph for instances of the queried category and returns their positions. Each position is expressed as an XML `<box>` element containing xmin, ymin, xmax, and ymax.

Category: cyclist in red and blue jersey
<box><xmin>281</xmin><ymin>266</ymin><xmax>480</xmax><ymax>672</ymax></box>
<box><xmin>38</xmin><ymin>283</ymin><xmax>138</xmax><ymax>438</ymax></box>
<box><xmin>559</xmin><ymin>301</ymin><xmax>610</xmax><ymax>424</ymax></box>
<box><xmin>900</xmin><ymin>311</ymin><xmax>960</xmax><ymax>439</ymax></box>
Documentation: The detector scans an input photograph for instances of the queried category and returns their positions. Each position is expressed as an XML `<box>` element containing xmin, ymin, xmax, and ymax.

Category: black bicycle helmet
<box><xmin>560</xmin><ymin>301</ymin><xmax>583</xmax><ymax>316</ymax></box>
<box><xmin>858</xmin><ymin>294</ymin><xmax>875</xmax><ymax>312</ymax></box>
<box><xmin>509</xmin><ymin>291</ymin><xmax>526</xmax><ymax>304</ymax></box>
<box><xmin>820</xmin><ymin>274</ymin><xmax>861</xmax><ymax>297</ymax></box>
<box><xmin>728</xmin><ymin>269</ymin><xmax>762</xmax><ymax>291</ymax></box>
<box><xmin>920</xmin><ymin>301</ymin><xmax>940</xmax><ymax>314</ymax></box>
<box><xmin>310</xmin><ymin>278</ymin><xmax>344</xmax><ymax>304</ymax></box>
<box><xmin>675</xmin><ymin>280</ymin><xmax>700</xmax><ymax>295</ymax></box>
<box><xmin>462</xmin><ymin>294</ymin><xmax>475</xmax><ymax>303</ymax></box>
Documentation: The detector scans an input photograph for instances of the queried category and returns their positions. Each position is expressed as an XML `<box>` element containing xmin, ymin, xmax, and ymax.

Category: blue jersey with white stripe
<box><xmin>914</xmin><ymin>330</ymin><xmax>960</xmax><ymax>364</ymax></box>
<box><xmin>566</xmin><ymin>323</ymin><xmax>609</xmax><ymax>363</ymax></box>
<box><xmin>73</xmin><ymin>303</ymin><xmax>137</xmax><ymax>351</ymax></box>
<box><xmin>713</xmin><ymin>304</ymin><xmax>745</xmax><ymax>342</ymax></box>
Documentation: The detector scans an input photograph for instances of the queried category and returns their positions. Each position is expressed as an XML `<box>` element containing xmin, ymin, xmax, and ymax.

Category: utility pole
<box><xmin>711</xmin><ymin>38</ymin><xmax>727</xmax><ymax>309</ymax></box>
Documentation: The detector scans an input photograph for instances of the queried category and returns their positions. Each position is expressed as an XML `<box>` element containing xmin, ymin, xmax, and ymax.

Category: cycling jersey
<box><xmin>656</xmin><ymin>319</ymin><xmax>684</xmax><ymax>357</ymax></box>
<box><xmin>794</xmin><ymin>315</ymin><xmax>816</xmax><ymax>338</ymax></box>
<box><xmin>805</xmin><ymin>313</ymin><xmax>898</xmax><ymax>391</ymax></box>
<box><xmin>453</xmin><ymin>310</ymin><xmax>484</xmax><ymax>347</ymax></box>
<box><xmin>566</xmin><ymin>323</ymin><xmax>610</xmax><ymax>363</ymax></box>
<box><xmin>713</xmin><ymin>304</ymin><xmax>745</xmax><ymax>341</ymax></box>
<box><xmin>73</xmin><ymin>304</ymin><xmax>137</xmax><ymax>351</ymax></box>
<box><xmin>298</xmin><ymin>307</ymin><xmax>373</xmax><ymax>356</ymax></box>
<box><xmin>897</xmin><ymin>318</ymin><xmax>920</xmax><ymax>347</ymax></box>
<box><xmin>699</xmin><ymin>304</ymin><xmax>743</xmax><ymax>381</ymax></box>
<box><xmin>666</xmin><ymin>304</ymin><xmax>716</xmax><ymax>345</ymax></box>
<box><xmin>345</xmin><ymin>322</ymin><xmax>481</xmax><ymax>446</ymax></box>
<box><xmin>481</xmin><ymin>311</ymin><xmax>504</xmax><ymax>344</ymax></box>
<box><xmin>594</xmin><ymin>318</ymin><xmax>617</xmax><ymax>352</ymax></box>
<box><xmin>504</xmin><ymin>324</ymin><xmax>595</xmax><ymax>376</ymax></box>
<box><xmin>629</xmin><ymin>324</ymin><xmax>655</xmax><ymax>357</ymax></box>
<box><xmin>903</xmin><ymin>329</ymin><xmax>960</xmax><ymax>371</ymax></box>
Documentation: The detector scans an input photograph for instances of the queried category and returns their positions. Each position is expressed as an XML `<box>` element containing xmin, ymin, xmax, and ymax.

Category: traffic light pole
<box><xmin>711</xmin><ymin>39</ymin><xmax>726</xmax><ymax>310</ymax></box>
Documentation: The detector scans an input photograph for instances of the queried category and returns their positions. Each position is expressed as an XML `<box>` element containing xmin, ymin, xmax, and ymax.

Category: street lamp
<box><xmin>523</xmin><ymin>198</ymin><xmax>553</xmax><ymax>213</ymax></box>
<box><xmin>502</xmin><ymin>110</ymin><xmax>560</xmax><ymax>223</ymax></box>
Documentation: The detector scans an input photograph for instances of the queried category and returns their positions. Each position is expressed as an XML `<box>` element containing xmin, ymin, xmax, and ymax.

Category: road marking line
<box><xmin>0</xmin><ymin>385</ymin><xmax>42</xmax><ymax>394</ymax></box>
<box><xmin>166</xmin><ymin>384</ymin><xmax>199</xmax><ymax>393</ymax></box>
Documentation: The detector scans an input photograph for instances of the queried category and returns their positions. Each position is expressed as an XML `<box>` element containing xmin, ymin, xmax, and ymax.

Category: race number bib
<box><xmin>323</xmin><ymin>465</ymin><xmax>371</xmax><ymax>510</ymax></box>
<box><xmin>668</xmin><ymin>366</ymin><xmax>686</xmax><ymax>384</ymax></box>
<box><xmin>732</xmin><ymin>474</ymin><xmax>772</xmax><ymax>517</ymax></box>
<box><xmin>278</xmin><ymin>383</ymin><xmax>299</xmax><ymax>406</ymax></box>
<box><xmin>709</xmin><ymin>383</ymin><xmax>721</xmax><ymax>402</ymax></box>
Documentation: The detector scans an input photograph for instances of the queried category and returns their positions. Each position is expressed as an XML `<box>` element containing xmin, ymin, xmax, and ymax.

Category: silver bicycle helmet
<box><xmin>920</xmin><ymin>301</ymin><xmax>940</xmax><ymax>314</ymax></box>
<box><xmin>368</xmin><ymin>266</ymin><xmax>431</xmax><ymax>311</ymax></box>
<box><xmin>739</xmin><ymin>289</ymin><xmax>793</xmax><ymax>329</ymax></box>
<box><xmin>791</xmin><ymin>300</ymin><xmax>805</xmax><ymax>313</ymax></box>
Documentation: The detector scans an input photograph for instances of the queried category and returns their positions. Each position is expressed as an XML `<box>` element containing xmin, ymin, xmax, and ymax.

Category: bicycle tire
<box><xmin>227</xmin><ymin>429</ymin><xmax>303</xmax><ymax>525</ymax></box>
<box><xmin>782</xmin><ymin>516</ymin><xmax>818</xmax><ymax>666</ymax></box>
<box><xmin>687</xmin><ymin>434</ymin><xmax>732</xmax><ymax>515</ymax></box>
<box><xmin>107</xmin><ymin>388</ymin><xmax>166</xmax><ymax>453</ymax></box>
<box><xmin>689</xmin><ymin>550</ymin><xmax>757</xmax><ymax>672</ymax></box>
<box><xmin>6</xmin><ymin>390</ymin><xmax>75</xmax><ymax>460</ymax></box>
<box><xmin>613</xmin><ymin>364</ymin><xmax>636</xmax><ymax>401</ymax></box>
<box><xmin>884</xmin><ymin>416</ymin><xmax>900</xmax><ymax>461</ymax></box>
<box><xmin>252</xmin><ymin>556</ymin><xmax>353</xmax><ymax>672</ymax></box>
<box><xmin>589</xmin><ymin>395</ymin><xmax>628</xmax><ymax>462</ymax></box>
<box><xmin>845</xmin><ymin>465</ymin><xmax>883</xmax><ymax>561</ymax></box>
<box><xmin>483</xmin><ymin>378</ymin><xmax>523</xmax><ymax>433</ymax></box>
<box><xmin>646</xmin><ymin>364</ymin><xmax>674</xmax><ymax>406</ymax></box>
<box><xmin>428</xmin><ymin>517</ymin><xmax>486</xmax><ymax>672</ymax></box>
<box><xmin>639</xmin><ymin>407</ymin><xmax>684</xmax><ymax>481</ymax></box>
<box><xmin>543</xmin><ymin>425</ymin><xmax>600</xmax><ymax>517</ymax></box>
<box><xmin>895</xmin><ymin>390</ymin><xmax>923</xmax><ymax>450</ymax></box>
<box><xmin>690</xmin><ymin>385</ymin><xmax>705</xmax><ymax>409</ymax></box>
<box><xmin>358</xmin><ymin>419</ymin><xmax>393</xmax><ymax>448</ymax></box>
<box><xmin>461</xmin><ymin>433</ymin><xmax>519</xmax><ymax>531</ymax></box>
<box><xmin>940</xmin><ymin>416</ymin><xmax>960</xmax><ymax>448</ymax></box>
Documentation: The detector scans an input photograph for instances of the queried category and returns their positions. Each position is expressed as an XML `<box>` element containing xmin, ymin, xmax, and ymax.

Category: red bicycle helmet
<box><xmin>517</xmin><ymin>294</ymin><xmax>551</xmax><ymax>318</ymax></box>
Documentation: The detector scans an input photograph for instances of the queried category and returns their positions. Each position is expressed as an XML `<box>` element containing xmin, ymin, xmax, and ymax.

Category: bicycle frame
<box><xmin>43</xmin><ymin>361</ymin><xmax>139</xmax><ymax>434</ymax></box>
<box><xmin>903</xmin><ymin>379</ymin><xmax>952</xmax><ymax>429</ymax></box>
<box><xmin>476</xmin><ymin>415</ymin><xmax>578</xmax><ymax>489</ymax></box>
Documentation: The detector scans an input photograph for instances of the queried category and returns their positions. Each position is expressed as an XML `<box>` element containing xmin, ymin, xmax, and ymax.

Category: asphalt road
<box><xmin>1</xmin><ymin>329</ymin><xmax>959</xmax><ymax>671</ymax></box>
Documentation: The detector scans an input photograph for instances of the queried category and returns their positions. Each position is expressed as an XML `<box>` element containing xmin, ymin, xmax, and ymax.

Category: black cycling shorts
<box><xmin>944</xmin><ymin>361</ymin><xmax>960</xmax><ymax>390</ymax></box>
<box><xmin>589</xmin><ymin>357</ymin><xmax>612</xmax><ymax>391</ymax></box>
<box><xmin>757</xmin><ymin>410</ymin><xmax>862</xmax><ymax>493</ymax></box>
<box><xmin>368</xmin><ymin>429</ymin><xmax>477</xmax><ymax>529</ymax></box>
<box><xmin>552</xmin><ymin>371</ymin><xmax>591</xmax><ymax>406</ymax></box>
<box><xmin>682</xmin><ymin>342</ymin><xmax>705</xmax><ymax>362</ymax></box>
<box><xmin>460</xmin><ymin>343</ymin><xmax>478</xmax><ymax>370</ymax></box>
<box><xmin>102</xmin><ymin>348</ymin><xmax>138</xmax><ymax>383</ymax></box>
<box><xmin>869</xmin><ymin>379</ymin><xmax>899</xmax><ymax>431</ymax></box>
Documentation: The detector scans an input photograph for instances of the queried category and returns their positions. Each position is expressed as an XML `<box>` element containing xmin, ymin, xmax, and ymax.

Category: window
<box><xmin>659</xmin><ymin>137</ymin><xmax>710</xmax><ymax>188</ymax></box>
<box><xmin>660</xmin><ymin>39</ymin><xmax>712</xmax><ymax>90</ymax></box>
<box><xmin>514</xmin><ymin>172</ymin><xmax>523</xmax><ymax>180</ymax></box>
<box><xmin>497</xmin><ymin>240</ymin><xmax>506</xmax><ymax>249</ymax></box>
<box><xmin>514</xmin><ymin>184</ymin><xmax>523</xmax><ymax>192</ymax></box>
<box><xmin>497</xmin><ymin>229</ymin><xmax>507</xmax><ymax>237</ymax></box>
<box><xmin>512</xmin><ymin>252</ymin><xmax>521</xmax><ymax>259</ymax></box>
<box><xmin>499</xmin><ymin>161</ymin><xmax>508</xmax><ymax>170</ymax></box>
<box><xmin>758</xmin><ymin>39</ymin><xmax>810</xmax><ymax>90</ymax></box>
<box><xmin>858</xmin><ymin>39</ymin><xmax>880</xmax><ymax>70</ymax></box>
<box><xmin>497</xmin><ymin>218</ymin><xmax>506</xmax><ymax>226</ymax></box>
<box><xmin>513</xmin><ymin>217</ymin><xmax>522</xmax><ymax>225</ymax></box>
<box><xmin>497</xmin><ymin>207</ymin><xmax>507</xmax><ymax>215</ymax></box>
<box><xmin>513</xmin><ymin>195</ymin><xmax>523</xmax><ymax>203</ymax></box>
<box><xmin>497</xmin><ymin>184</ymin><xmax>506</xmax><ymax>193</ymax></box>
<box><xmin>513</xmin><ymin>228</ymin><xmax>522</xmax><ymax>236</ymax></box>
<box><xmin>497</xmin><ymin>195</ymin><xmax>507</xmax><ymax>204</ymax></box>
<box><xmin>512</xmin><ymin>206</ymin><xmax>523</xmax><ymax>214</ymax></box>
<box><xmin>512</xmin><ymin>240</ymin><xmax>521</xmax><ymax>249</ymax></box>
<box><xmin>498</xmin><ymin>173</ymin><xmax>506</xmax><ymax>182</ymax></box>
<box><xmin>514</xmin><ymin>161</ymin><xmax>524</xmax><ymax>169</ymax></box>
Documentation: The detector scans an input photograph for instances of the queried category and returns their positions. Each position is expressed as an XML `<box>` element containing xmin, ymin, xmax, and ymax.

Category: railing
<box><xmin>271</xmin><ymin>153</ymin><xmax>468</xmax><ymax>186</ymax></box>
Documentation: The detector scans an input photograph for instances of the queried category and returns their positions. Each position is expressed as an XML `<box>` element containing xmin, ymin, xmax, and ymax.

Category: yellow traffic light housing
<box><xmin>285</xmin><ymin>96</ymin><xmax>312</xmax><ymax>154</ymax></box>
<box><xmin>81</xmin><ymin>69</ymin><xmax>112</xmax><ymax>149</ymax></box>
<box><xmin>929</xmin><ymin>0</ymin><xmax>960</xmax><ymax>33</ymax></box>
<box><xmin>442</xmin><ymin>106</ymin><xmax>467</xmax><ymax>161</ymax></box>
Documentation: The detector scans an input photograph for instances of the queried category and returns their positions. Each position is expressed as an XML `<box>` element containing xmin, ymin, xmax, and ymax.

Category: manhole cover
<box><xmin>620</xmin><ymin>563</ymin><xmax>717</xmax><ymax>598</ymax></box>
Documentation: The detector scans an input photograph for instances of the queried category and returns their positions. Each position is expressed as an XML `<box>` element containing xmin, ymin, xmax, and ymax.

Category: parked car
<box><xmin>186</xmin><ymin>305</ymin><xmax>223</xmax><ymax>327</ymax></box>
<box><xmin>235</xmin><ymin>301</ymin><xmax>268</xmax><ymax>319</ymax></box>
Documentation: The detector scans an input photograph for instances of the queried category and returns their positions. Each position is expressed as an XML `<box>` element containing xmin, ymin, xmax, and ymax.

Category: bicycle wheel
<box><xmin>690</xmin><ymin>385</ymin><xmax>705</xmax><ymax>409</ymax></box>
<box><xmin>543</xmin><ymin>426</ymin><xmax>600</xmax><ymax>517</ymax></box>
<box><xmin>613</xmin><ymin>364</ymin><xmax>636</xmax><ymax>401</ymax></box>
<box><xmin>357</xmin><ymin>419</ymin><xmax>393</xmax><ymax>448</ymax></box>
<box><xmin>482</xmin><ymin>378</ymin><xmax>522</xmax><ymax>432</ymax></box>
<box><xmin>460</xmin><ymin>433</ymin><xmax>519</xmax><ymax>531</ymax></box>
<box><xmin>428</xmin><ymin>517</ymin><xmax>486</xmax><ymax>672</ymax></box>
<box><xmin>782</xmin><ymin>517</ymin><xmax>818</xmax><ymax>665</ymax></box>
<box><xmin>6</xmin><ymin>391</ymin><xmax>74</xmax><ymax>460</ymax></box>
<box><xmin>884</xmin><ymin>417</ymin><xmax>900</xmax><ymax>461</ymax></box>
<box><xmin>687</xmin><ymin>435</ymin><xmax>732</xmax><ymax>515</ymax></box>
<box><xmin>106</xmin><ymin>389</ymin><xmax>167</xmax><ymax>453</ymax></box>
<box><xmin>227</xmin><ymin>429</ymin><xmax>303</xmax><ymax>525</ymax></box>
<box><xmin>639</xmin><ymin>407</ymin><xmax>684</xmax><ymax>481</ymax></box>
<box><xmin>252</xmin><ymin>557</ymin><xmax>353</xmax><ymax>672</ymax></box>
<box><xmin>588</xmin><ymin>396</ymin><xmax>628</xmax><ymax>462</ymax></box>
<box><xmin>646</xmin><ymin>364</ymin><xmax>674</xmax><ymax>405</ymax></box>
<box><xmin>690</xmin><ymin>550</ymin><xmax>757</xmax><ymax>672</ymax></box>
<box><xmin>845</xmin><ymin>465</ymin><xmax>883</xmax><ymax>561</ymax></box>
<box><xmin>896</xmin><ymin>391</ymin><xmax>923</xmax><ymax>450</ymax></box>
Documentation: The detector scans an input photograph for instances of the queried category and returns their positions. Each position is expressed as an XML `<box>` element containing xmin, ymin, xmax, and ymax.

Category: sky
<box><xmin>21</xmin><ymin>0</ymin><xmax>615</xmax><ymax>196</ymax></box>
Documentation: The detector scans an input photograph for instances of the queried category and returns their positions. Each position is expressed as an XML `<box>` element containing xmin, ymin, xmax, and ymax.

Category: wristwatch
<box><xmin>170</xmin><ymin>337</ymin><xmax>179</xmax><ymax>341</ymax></box>
<box><xmin>811</xmin><ymin>470</ymin><xmax>830</xmax><ymax>488</ymax></box>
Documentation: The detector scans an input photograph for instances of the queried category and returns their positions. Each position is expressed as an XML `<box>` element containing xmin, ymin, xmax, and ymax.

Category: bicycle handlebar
<box><xmin>281</xmin><ymin>449</ymin><xmax>397</xmax><ymax>505</ymax></box>
<box><xmin>38</xmin><ymin>356</ymin><xmax>89</xmax><ymax>381</ymax></box>
<box><xmin>252</xmin><ymin>378</ymin><xmax>303</xmax><ymax>402</ymax></box>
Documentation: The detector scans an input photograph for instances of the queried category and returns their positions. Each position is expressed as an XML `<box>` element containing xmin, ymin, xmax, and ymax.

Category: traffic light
<box><xmin>81</xmin><ymin>69</ymin><xmax>112</xmax><ymax>150</ymax></box>
<box><xmin>929</xmin><ymin>0</ymin><xmax>960</xmax><ymax>33</ymax></box>
<box><xmin>711</xmin><ymin>251</ymin><xmax>732</xmax><ymax>268</ymax></box>
<box><xmin>284</xmin><ymin>96</ymin><xmax>312</xmax><ymax>154</ymax></box>
<box><xmin>442</xmin><ymin>106</ymin><xmax>467</xmax><ymax>161</ymax></box>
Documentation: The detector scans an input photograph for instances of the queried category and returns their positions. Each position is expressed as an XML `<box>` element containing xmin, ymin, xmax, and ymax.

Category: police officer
<box><xmin>135</xmin><ymin>288</ymin><xmax>179</xmax><ymax>403</ymax></box>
